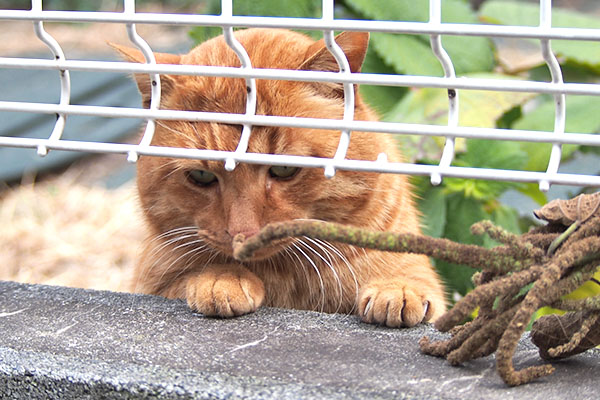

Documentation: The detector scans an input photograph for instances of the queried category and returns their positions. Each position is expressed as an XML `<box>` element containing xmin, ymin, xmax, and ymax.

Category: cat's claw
<box><xmin>358</xmin><ymin>281</ymin><xmax>434</xmax><ymax>328</ymax></box>
<box><xmin>186</xmin><ymin>265</ymin><xmax>265</xmax><ymax>318</ymax></box>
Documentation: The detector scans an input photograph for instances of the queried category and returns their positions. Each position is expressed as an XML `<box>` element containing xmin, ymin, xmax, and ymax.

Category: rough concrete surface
<box><xmin>0</xmin><ymin>280</ymin><xmax>598</xmax><ymax>399</ymax></box>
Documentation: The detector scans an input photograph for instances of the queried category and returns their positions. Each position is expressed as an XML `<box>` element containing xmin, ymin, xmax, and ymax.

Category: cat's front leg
<box><xmin>186</xmin><ymin>264</ymin><xmax>265</xmax><ymax>318</ymax></box>
<box><xmin>357</xmin><ymin>279</ymin><xmax>438</xmax><ymax>328</ymax></box>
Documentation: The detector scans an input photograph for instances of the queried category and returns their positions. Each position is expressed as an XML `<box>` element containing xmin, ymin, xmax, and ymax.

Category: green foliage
<box><xmin>187</xmin><ymin>0</ymin><xmax>600</xmax><ymax>302</ymax></box>
<box><xmin>345</xmin><ymin>0</ymin><xmax>494</xmax><ymax>76</ymax></box>
<box><xmin>480</xmin><ymin>1</ymin><xmax>600</xmax><ymax>73</ymax></box>
<box><xmin>513</xmin><ymin>95</ymin><xmax>600</xmax><ymax>171</ymax></box>
<box><xmin>188</xmin><ymin>0</ymin><xmax>323</xmax><ymax>43</ymax></box>
<box><xmin>359</xmin><ymin>46</ymin><xmax>408</xmax><ymax>116</ymax></box>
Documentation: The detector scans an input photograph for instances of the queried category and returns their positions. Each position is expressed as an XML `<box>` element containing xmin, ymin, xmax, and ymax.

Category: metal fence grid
<box><xmin>2</xmin><ymin>0</ymin><xmax>600</xmax><ymax>190</ymax></box>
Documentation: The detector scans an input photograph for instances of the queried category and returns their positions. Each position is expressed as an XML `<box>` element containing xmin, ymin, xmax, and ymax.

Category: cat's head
<box><xmin>116</xmin><ymin>28</ymin><xmax>391</xmax><ymax>260</ymax></box>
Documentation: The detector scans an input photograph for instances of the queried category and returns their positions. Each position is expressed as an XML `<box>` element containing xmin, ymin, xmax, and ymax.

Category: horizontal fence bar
<box><xmin>0</xmin><ymin>135</ymin><xmax>598</xmax><ymax>187</ymax></box>
<box><xmin>2</xmin><ymin>100</ymin><xmax>600</xmax><ymax>147</ymax></box>
<box><xmin>2</xmin><ymin>57</ymin><xmax>600</xmax><ymax>96</ymax></box>
<box><xmin>2</xmin><ymin>10</ymin><xmax>600</xmax><ymax>41</ymax></box>
<box><xmin>2</xmin><ymin>4</ymin><xmax>600</xmax><ymax>190</ymax></box>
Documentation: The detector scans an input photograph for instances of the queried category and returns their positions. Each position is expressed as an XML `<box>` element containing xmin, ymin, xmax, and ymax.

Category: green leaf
<box><xmin>491</xmin><ymin>205</ymin><xmax>521</xmax><ymax>234</ymax></box>
<box><xmin>483</xmin><ymin>205</ymin><xmax>521</xmax><ymax>247</ymax></box>
<box><xmin>359</xmin><ymin>46</ymin><xmax>407</xmax><ymax>116</ymax></box>
<box><xmin>188</xmin><ymin>0</ymin><xmax>222</xmax><ymax>43</ymax></box>
<box><xmin>344</xmin><ymin>0</ymin><xmax>427</xmax><ymax>23</ymax></box>
<box><xmin>443</xmin><ymin>194</ymin><xmax>487</xmax><ymax>248</ymax></box>
<box><xmin>345</xmin><ymin>0</ymin><xmax>494</xmax><ymax>75</ymax></box>
<box><xmin>443</xmin><ymin>177</ymin><xmax>518</xmax><ymax>202</ymax></box>
<box><xmin>513</xmin><ymin>95</ymin><xmax>600</xmax><ymax>171</ymax></box>
<box><xmin>518</xmin><ymin>183</ymin><xmax>548</xmax><ymax>206</ymax></box>
<box><xmin>388</xmin><ymin>73</ymin><xmax>536</xmax><ymax>127</ymax></box>
<box><xmin>439</xmin><ymin>0</ymin><xmax>495</xmax><ymax>75</ymax></box>
<box><xmin>230</xmin><ymin>0</ymin><xmax>322</xmax><ymax>19</ymax></box>
<box><xmin>386</xmin><ymin>73</ymin><xmax>536</xmax><ymax>162</ymax></box>
<box><xmin>370</xmin><ymin>33</ymin><xmax>444</xmax><ymax>77</ymax></box>
<box><xmin>417</xmin><ymin>185</ymin><xmax>447</xmax><ymax>238</ymax></box>
<box><xmin>443</xmin><ymin>139</ymin><xmax>528</xmax><ymax>201</ymax></box>
<box><xmin>435</xmin><ymin>194</ymin><xmax>488</xmax><ymax>296</ymax></box>
<box><xmin>458</xmin><ymin>139</ymin><xmax>528</xmax><ymax>171</ymax></box>
<box><xmin>480</xmin><ymin>0</ymin><xmax>539</xmax><ymax>27</ymax></box>
<box><xmin>480</xmin><ymin>1</ymin><xmax>600</xmax><ymax>72</ymax></box>
<box><xmin>385</xmin><ymin>87</ymin><xmax>449</xmax><ymax>162</ymax></box>
<box><xmin>189</xmin><ymin>0</ymin><xmax>323</xmax><ymax>44</ymax></box>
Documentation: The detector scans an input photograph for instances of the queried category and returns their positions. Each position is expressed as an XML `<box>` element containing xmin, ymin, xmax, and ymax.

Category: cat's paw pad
<box><xmin>186</xmin><ymin>266</ymin><xmax>265</xmax><ymax>318</ymax></box>
<box><xmin>358</xmin><ymin>281</ymin><xmax>434</xmax><ymax>328</ymax></box>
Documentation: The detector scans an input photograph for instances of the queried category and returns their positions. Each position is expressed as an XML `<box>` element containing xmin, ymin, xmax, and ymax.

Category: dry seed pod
<box><xmin>531</xmin><ymin>310</ymin><xmax>600</xmax><ymax>360</ymax></box>
<box><xmin>533</xmin><ymin>192</ymin><xmax>600</xmax><ymax>226</ymax></box>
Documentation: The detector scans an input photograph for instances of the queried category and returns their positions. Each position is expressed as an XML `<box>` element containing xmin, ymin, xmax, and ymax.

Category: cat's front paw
<box><xmin>358</xmin><ymin>280</ymin><xmax>436</xmax><ymax>328</ymax></box>
<box><xmin>186</xmin><ymin>265</ymin><xmax>265</xmax><ymax>318</ymax></box>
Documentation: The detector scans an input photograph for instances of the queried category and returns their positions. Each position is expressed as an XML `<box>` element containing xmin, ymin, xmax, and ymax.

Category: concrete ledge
<box><xmin>0</xmin><ymin>280</ymin><xmax>598</xmax><ymax>399</ymax></box>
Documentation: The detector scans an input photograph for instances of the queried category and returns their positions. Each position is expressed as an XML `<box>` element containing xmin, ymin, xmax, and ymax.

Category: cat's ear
<box><xmin>300</xmin><ymin>31</ymin><xmax>369</xmax><ymax>74</ymax></box>
<box><xmin>110</xmin><ymin>43</ymin><xmax>180</xmax><ymax>108</ymax></box>
<box><xmin>299</xmin><ymin>31</ymin><xmax>369</xmax><ymax>98</ymax></box>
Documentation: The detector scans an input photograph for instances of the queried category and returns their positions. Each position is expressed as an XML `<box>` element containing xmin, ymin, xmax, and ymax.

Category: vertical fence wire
<box><xmin>539</xmin><ymin>0</ymin><xmax>567</xmax><ymax>192</ymax></box>
<box><xmin>321</xmin><ymin>0</ymin><xmax>355</xmax><ymax>179</ymax></box>
<box><xmin>428</xmin><ymin>0</ymin><xmax>459</xmax><ymax>186</ymax></box>
<box><xmin>31</xmin><ymin>0</ymin><xmax>71</xmax><ymax>158</ymax></box>
<box><xmin>123</xmin><ymin>0</ymin><xmax>161</xmax><ymax>163</ymax></box>
<box><xmin>1</xmin><ymin>1</ymin><xmax>600</xmax><ymax>188</ymax></box>
<box><xmin>221</xmin><ymin>0</ymin><xmax>257</xmax><ymax>172</ymax></box>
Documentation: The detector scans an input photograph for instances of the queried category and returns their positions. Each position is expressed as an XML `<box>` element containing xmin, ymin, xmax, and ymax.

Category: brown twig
<box><xmin>233</xmin><ymin>220</ymin><xmax>537</xmax><ymax>273</ymax></box>
<box><xmin>231</xmin><ymin>208</ymin><xmax>600</xmax><ymax>386</ymax></box>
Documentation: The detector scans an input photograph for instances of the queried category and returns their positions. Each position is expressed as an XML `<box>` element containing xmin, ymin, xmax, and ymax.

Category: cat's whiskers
<box><xmin>163</xmin><ymin>242</ymin><xmax>215</xmax><ymax>286</ymax></box>
<box><xmin>203</xmin><ymin>244</ymin><xmax>221</xmax><ymax>267</ymax></box>
<box><xmin>135</xmin><ymin>226</ymin><xmax>202</xmax><ymax>294</ymax></box>
<box><xmin>311</xmin><ymin>238</ymin><xmax>360</xmax><ymax>316</ymax></box>
<box><xmin>282</xmin><ymin>245</ymin><xmax>317</xmax><ymax>308</ymax></box>
<box><xmin>134</xmin><ymin>227</ymin><xmax>195</xmax><ymax>290</ymax></box>
<box><xmin>291</xmin><ymin>242</ymin><xmax>326</xmax><ymax>313</ymax></box>
<box><xmin>299</xmin><ymin>237</ymin><xmax>345</xmax><ymax>315</ymax></box>
<box><xmin>146</xmin><ymin>232</ymin><xmax>198</xmax><ymax>268</ymax></box>
<box><xmin>147</xmin><ymin>226</ymin><xmax>197</xmax><ymax>244</ymax></box>
<box><xmin>148</xmin><ymin>231</ymin><xmax>200</xmax><ymax>259</ymax></box>
<box><xmin>288</xmin><ymin>218</ymin><xmax>360</xmax><ymax>314</ymax></box>
<box><xmin>155</xmin><ymin>239</ymin><xmax>209</xmax><ymax>280</ymax></box>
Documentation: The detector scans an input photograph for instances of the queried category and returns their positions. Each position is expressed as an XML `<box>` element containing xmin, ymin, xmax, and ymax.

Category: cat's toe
<box><xmin>358</xmin><ymin>281</ymin><xmax>433</xmax><ymax>328</ymax></box>
<box><xmin>186</xmin><ymin>266</ymin><xmax>265</xmax><ymax>318</ymax></box>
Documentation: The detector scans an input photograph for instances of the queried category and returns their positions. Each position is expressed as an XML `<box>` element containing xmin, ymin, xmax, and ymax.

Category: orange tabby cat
<box><xmin>115</xmin><ymin>28</ymin><xmax>447</xmax><ymax>327</ymax></box>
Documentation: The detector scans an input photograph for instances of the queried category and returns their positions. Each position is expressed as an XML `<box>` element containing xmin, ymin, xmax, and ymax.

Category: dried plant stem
<box><xmin>434</xmin><ymin>266</ymin><xmax>543</xmax><ymax>332</ymax></box>
<box><xmin>231</xmin><ymin>213</ymin><xmax>600</xmax><ymax>386</ymax></box>
<box><xmin>233</xmin><ymin>220</ymin><xmax>531</xmax><ymax>272</ymax></box>
<box><xmin>419</xmin><ymin>318</ymin><xmax>485</xmax><ymax>357</ymax></box>
<box><xmin>471</xmin><ymin>220</ymin><xmax>543</xmax><ymax>260</ymax></box>
<box><xmin>495</xmin><ymin>261</ymin><xmax>562</xmax><ymax>386</ymax></box>
<box><xmin>547</xmin><ymin>220</ymin><xmax>579</xmax><ymax>255</ymax></box>
<box><xmin>447</xmin><ymin>304</ymin><xmax>519</xmax><ymax>365</ymax></box>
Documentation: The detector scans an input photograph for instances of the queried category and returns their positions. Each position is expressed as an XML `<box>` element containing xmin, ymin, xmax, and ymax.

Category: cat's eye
<box><xmin>269</xmin><ymin>166</ymin><xmax>299</xmax><ymax>179</ymax></box>
<box><xmin>186</xmin><ymin>169</ymin><xmax>217</xmax><ymax>186</ymax></box>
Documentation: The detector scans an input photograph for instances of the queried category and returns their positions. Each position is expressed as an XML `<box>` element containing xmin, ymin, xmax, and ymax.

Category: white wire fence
<box><xmin>1</xmin><ymin>0</ymin><xmax>600</xmax><ymax>190</ymax></box>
